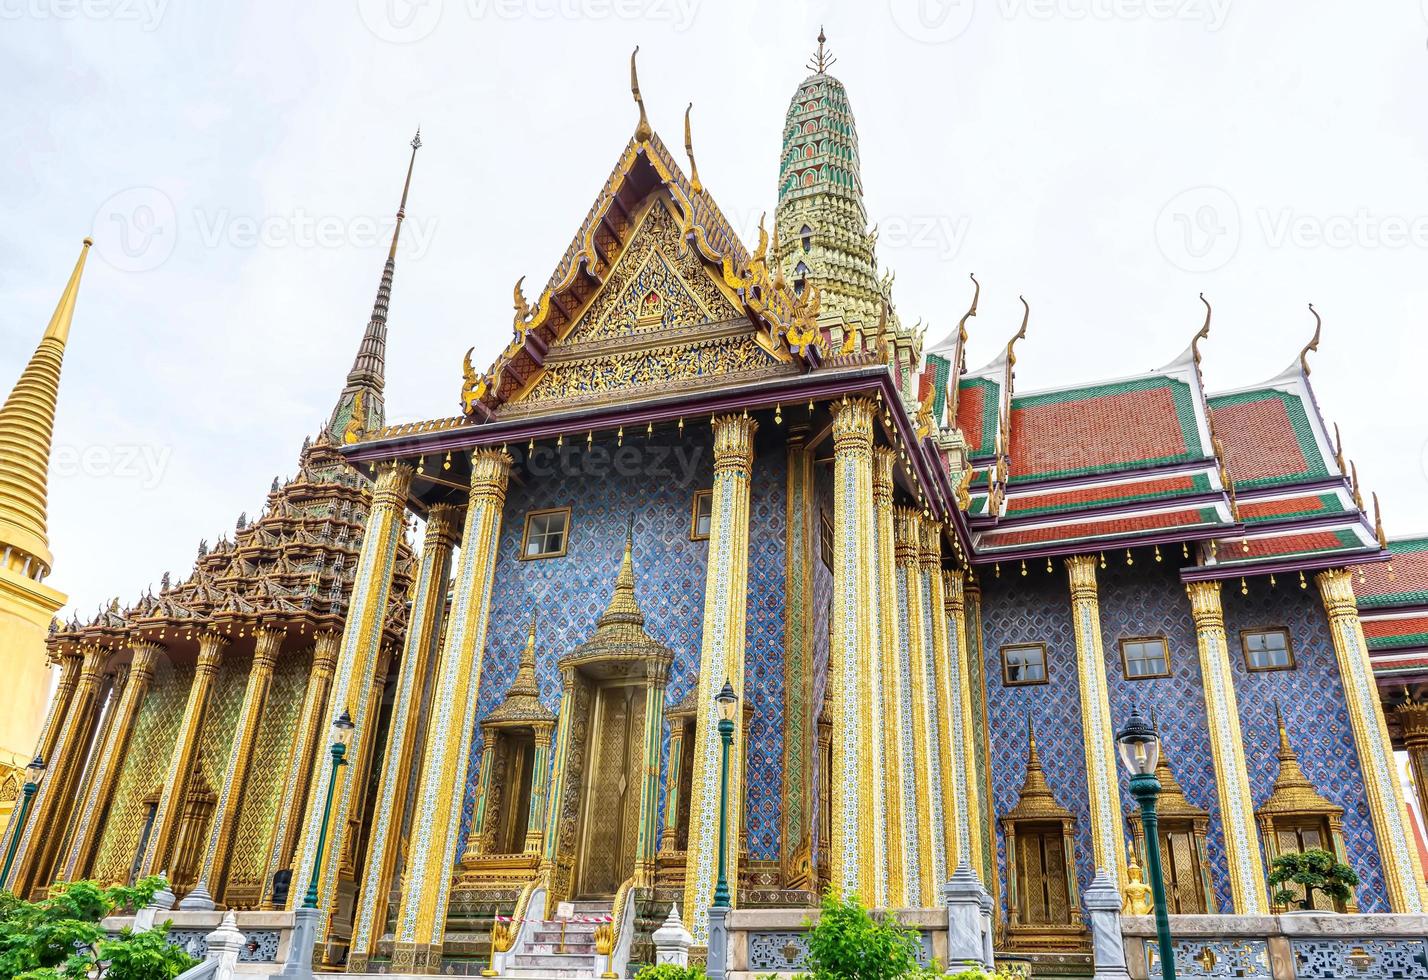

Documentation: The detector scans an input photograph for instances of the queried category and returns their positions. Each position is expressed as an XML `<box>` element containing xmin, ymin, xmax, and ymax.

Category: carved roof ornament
<box><xmin>1005</xmin><ymin>714</ymin><xmax>1073</xmax><ymax>822</ymax></box>
<box><xmin>559</xmin><ymin>518</ymin><xmax>674</xmax><ymax>680</ymax></box>
<box><xmin>484</xmin><ymin>611</ymin><xmax>555</xmax><ymax>728</ymax></box>
<box><xmin>806</xmin><ymin>26</ymin><xmax>836</xmax><ymax>75</ymax></box>
<box><xmin>683</xmin><ymin>103</ymin><xmax>703</xmax><ymax>194</ymax></box>
<box><xmin>1299</xmin><ymin>302</ymin><xmax>1322</xmax><ymax>376</ymax></box>
<box><xmin>1258</xmin><ymin>703</ymin><xmax>1341</xmax><ymax>818</ymax></box>
<box><xmin>630</xmin><ymin>46</ymin><xmax>652</xmax><ymax>143</ymax></box>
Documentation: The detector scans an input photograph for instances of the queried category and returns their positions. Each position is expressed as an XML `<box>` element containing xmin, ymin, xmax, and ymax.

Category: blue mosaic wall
<box><xmin>1221</xmin><ymin>581</ymin><xmax>1387</xmax><ymax>911</ymax></box>
<box><xmin>980</xmin><ymin>566</ymin><xmax>1092</xmax><ymax>913</ymax></box>
<box><xmin>455</xmin><ymin>429</ymin><xmax>788</xmax><ymax>862</ymax></box>
<box><xmin>1096</xmin><ymin>561</ymin><xmax>1228</xmax><ymax>911</ymax></box>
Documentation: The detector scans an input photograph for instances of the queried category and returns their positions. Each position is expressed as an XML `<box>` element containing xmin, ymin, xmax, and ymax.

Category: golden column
<box><xmin>187</xmin><ymin>626</ymin><xmax>285</xmax><ymax>905</ymax></box>
<box><xmin>289</xmin><ymin>461</ymin><xmax>413</xmax><ymax>914</ymax></box>
<box><xmin>9</xmin><ymin>642</ymin><xmax>108</xmax><ymax>893</ymax></box>
<box><xmin>139</xmin><ymin>631</ymin><xmax>228</xmax><ymax>878</ymax></box>
<box><xmin>872</xmin><ymin>447</ymin><xmax>905</xmax><ymax>907</ymax></box>
<box><xmin>1185</xmin><ymin>580</ymin><xmax>1269</xmax><ymax>913</ymax></box>
<box><xmin>1064</xmin><ymin>555</ymin><xmax>1127</xmax><ymax>889</ymax></box>
<box><xmin>1398</xmin><ymin>695</ymin><xmax>1428</xmax><ymax>845</ymax></box>
<box><xmin>943</xmin><ymin>569</ymin><xmax>985</xmax><ymax>877</ymax></box>
<box><xmin>525</xmin><ymin>723</ymin><xmax>555</xmax><ymax>854</ymax></box>
<box><xmin>922</xmin><ymin>520</ymin><xmax>956</xmax><ymax>887</ymax></box>
<box><xmin>683</xmin><ymin>414</ymin><xmax>758</xmax><ymax>943</ymax></box>
<box><xmin>636</xmin><ymin>662</ymin><xmax>671</xmax><ymax>886</ymax></box>
<box><xmin>824</xmin><ymin>399</ymin><xmax>877</xmax><ymax>900</ymax></box>
<box><xmin>964</xmin><ymin>577</ymin><xmax>998</xmax><ymax>888</ymax></box>
<box><xmin>893</xmin><ymin>505</ymin><xmax>932</xmax><ymax>905</ymax></box>
<box><xmin>392</xmin><ymin>449</ymin><xmax>511</xmax><ymax>972</ymax></box>
<box><xmin>661</xmin><ymin>721</ymin><xmax>687</xmax><ymax>854</ymax></box>
<box><xmin>780</xmin><ymin>425</ymin><xmax>816</xmax><ymax>887</ymax></box>
<box><xmin>0</xmin><ymin>652</ymin><xmax>79</xmax><ymax>861</ymax></box>
<box><xmin>262</xmin><ymin>630</ymin><xmax>340</xmax><ymax>907</ymax></box>
<box><xmin>349</xmin><ymin>504</ymin><xmax>458</xmax><ymax>973</ymax></box>
<box><xmin>58</xmin><ymin>641</ymin><xmax>161</xmax><ymax>881</ymax></box>
<box><xmin>1316</xmin><ymin>569</ymin><xmax>1428</xmax><ymax>912</ymax></box>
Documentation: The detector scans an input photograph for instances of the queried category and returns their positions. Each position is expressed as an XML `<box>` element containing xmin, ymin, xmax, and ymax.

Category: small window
<box><xmin>1001</xmin><ymin>644</ymin><xmax>1048</xmax><ymax>686</ymax></box>
<box><xmin>1242</xmin><ymin>628</ymin><xmax>1294</xmax><ymax>672</ymax></box>
<box><xmin>691</xmin><ymin>490</ymin><xmax>713</xmax><ymax>541</ymax></box>
<box><xmin>521</xmin><ymin>508</ymin><xmax>570</xmax><ymax>560</ymax></box>
<box><xmin>819</xmin><ymin>512</ymin><xmax>834</xmax><ymax>569</ymax></box>
<box><xmin>800</xmin><ymin>224</ymin><xmax>814</xmax><ymax>253</ymax></box>
<box><xmin>1120</xmin><ymin>637</ymin><xmax>1171</xmax><ymax>679</ymax></box>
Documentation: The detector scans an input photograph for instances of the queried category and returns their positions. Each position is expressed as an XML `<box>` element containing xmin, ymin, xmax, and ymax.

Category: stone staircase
<box><xmin>504</xmin><ymin>901</ymin><xmax>613</xmax><ymax>979</ymax></box>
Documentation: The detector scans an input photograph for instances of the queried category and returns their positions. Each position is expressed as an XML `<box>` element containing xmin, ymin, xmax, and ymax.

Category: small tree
<box><xmin>0</xmin><ymin>876</ymin><xmax>194</xmax><ymax>980</ymax></box>
<box><xmin>1268</xmin><ymin>848</ymin><xmax>1359</xmax><ymax>912</ymax></box>
<box><xmin>803</xmin><ymin>893</ymin><xmax>931</xmax><ymax>980</ymax></box>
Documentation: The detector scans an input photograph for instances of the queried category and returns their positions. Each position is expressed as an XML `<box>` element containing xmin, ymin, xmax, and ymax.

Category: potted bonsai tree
<box><xmin>1268</xmin><ymin>848</ymin><xmax>1359</xmax><ymax>913</ymax></box>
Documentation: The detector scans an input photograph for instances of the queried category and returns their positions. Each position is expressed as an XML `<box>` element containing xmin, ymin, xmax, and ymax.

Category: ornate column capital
<box><xmin>943</xmin><ymin>569</ymin><xmax>966</xmax><ymax>615</ymax></box>
<box><xmin>1315</xmin><ymin>567</ymin><xmax>1357</xmax><ymax>615</ymax></box>
<box><xmin>893</xmin><ymin>505</ymin><xmax>921</xmax><ymax>568</ymax></box>
<box><xmin>425</xmin><ymin>502</ymin><xmax>461</xmax><ymax>546</ymax></box>
<box><xmin>712</xmin><ymin>414</ymin><xmax>758</xmax><ymax>475</ymax></box>
<box><xmin>469</xmin><ymin>449</ymin><xmax>513</xmax><ymax>502</ymax></box>
<box><xmin>831</xmin><ymin>397</ymin><xmax>876</xmax><ymax>458</ymax></box>
<box><xmin>1185</xmin><ymin>579</ymin><xmax>1225</xmax><ymax>627</ymax></box>
<box><xmin>371</xmin><ymin>461</ymin><xmax>416</xmax><ymax>507</ymax></box>
<box><xmin>196</xmin><ymin>632</ymin><xmax>229</xmax><ymax>674</ymax></box>
<box><xmin>872</xmin><ymin>447</ymin><xmax>897</xmax><ymax>506</ymax></box>
<box><xmin>312</xmin><ymin>630</ymin><xmax>341</xmax><ymax>673</ymax></box>
<box><xmin>918</xmin><ymin>519</ymin><xmax>942</xmax><ymax>572</ymax></box>
<box><xmin>77</xmin><ymin>643</ymin><xmax>109</xmax><ymax>682</ymax></box>
<box><xmin>252</xmin><ymin>627</ymin><xmax>286</xmax><ymax>671</ymax></box>
<box><xmin>126</xmin><ymin>640</ymin><xmax>163</xmax><ymax>680</ymax></box>
<box><xmin>1064</xmin><ymin>553</ymin><xmax>1099</xmax><ymax>599</ymax></box>
<box><xmin>1398</xmin><ymin>698</ymin><xmax>1428</xmax><ymax>749</ymax></box>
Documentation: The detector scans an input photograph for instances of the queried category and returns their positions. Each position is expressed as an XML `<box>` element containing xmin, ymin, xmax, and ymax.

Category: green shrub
<box><xmin>803</xmin><ymin>893</ymin><xmax>932</xmax><ymax>980</ymax></box>
<box><xmin>633</xmin><ymin>964</ymin><xmax>705</xmax><ymax>980</ymax></box>
<box><xmin>0</xmin><ymin>876</ymin><xmax>194</xmax><ymax>980</ymax></box>
<box><xmin>1268</xmin><ymin>848</ymin><xmax>1359</xmax><ymax>911</ymax></box>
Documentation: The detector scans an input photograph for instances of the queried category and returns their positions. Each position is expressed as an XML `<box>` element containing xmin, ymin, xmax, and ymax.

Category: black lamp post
<box><xmin>1116</xmin><ymin>708</ymin><xmax>1174</xmax><ymax>980</ymax></box>
<box><xmin>302</xmin><ymin>709</ymin><xmax>354</xmax><ymax>910</ymax></box>
<box><xmin>0</xmin><ymin>755</ymin><xmax>46</xmax><ymax>890</ymax></box>
<box><xmin>712</xmin><ymin>679</ymin><xmax>738</xmax><ymax>909</ymax></box>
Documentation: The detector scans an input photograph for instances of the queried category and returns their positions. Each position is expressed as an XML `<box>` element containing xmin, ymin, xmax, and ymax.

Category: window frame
<box><xmin>819</xmin><ymin>512</ymin><xmax>834</xmax><ymax>570</ymax></box>
<box><xmin>690</xmin><ymin>490</ymin><xmax>714</xmax><ymax>541</ymax></box>
<box><xmin>1240</xmin><ymin>627</ymin><xmax>1296</xmax><ymax>672</ymax></box>
<box><xmin>1001</xmin><ymin>642</ymin><xmax>1050</xmax><ymax>687</ymax></box>
<box><xmin>519</xmin><ymin>506</ymin><xmax>571</xmax><ymax>561</ymax></box>
<box><xmin>1119</xmin><ymin>635</ymin><xmax>1172</xmax><ymax>680</ymax></box>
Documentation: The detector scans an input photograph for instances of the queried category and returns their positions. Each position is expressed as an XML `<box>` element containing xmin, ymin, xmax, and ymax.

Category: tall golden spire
<box><xmin>599</xmin><ymin>515</ymin><xmax>643</xmax><ymax>627</ymax></box>
<box><xmin>0</xmin><ymin>237</ymin><xmax>92</xmax><ymax>577</ymax></box>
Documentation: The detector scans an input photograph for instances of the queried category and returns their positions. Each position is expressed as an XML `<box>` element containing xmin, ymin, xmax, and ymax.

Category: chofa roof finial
<box><xmin>630</xmin><ymin>46</ymin><xmax>652</xmax><ymax>143</ymax></box>
<box><xmin>1192</xmin><ymin>292</ymin><xmax>1211</xmax><ymax>366</ymax></box>
<box><xmin>1300</xmin><ymin>302</ymin><xmax>1322</xmax><ymax>375</ymax></box>
<box><xmin>684</xmin><ymin>102</ymin><xmax>703</xmax><ymax>194</ymax></box>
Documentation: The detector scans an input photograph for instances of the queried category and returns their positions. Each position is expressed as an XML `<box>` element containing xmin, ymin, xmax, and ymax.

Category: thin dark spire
<box><xmin>807</xmin><ymin>27</ymin><xmax>836</xmax><ymax>74</ymax></box>
<box><xmin>327</xmin><ymin>130</ymin><xmax>422</xmax><ymax>443</ymax></box>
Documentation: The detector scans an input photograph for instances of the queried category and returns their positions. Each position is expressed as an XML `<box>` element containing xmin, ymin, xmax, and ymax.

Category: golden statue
<box><xmin>1124</xmin><ymin>845</ymin><xmax>1154</xmax><ymax>916</ymax></box>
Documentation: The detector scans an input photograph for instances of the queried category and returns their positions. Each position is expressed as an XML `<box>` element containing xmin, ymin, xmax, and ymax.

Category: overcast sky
<box><xmin>3</xmin><ymin>1</ymin><xmax>1426</xmax><ymax>618</ymax></box>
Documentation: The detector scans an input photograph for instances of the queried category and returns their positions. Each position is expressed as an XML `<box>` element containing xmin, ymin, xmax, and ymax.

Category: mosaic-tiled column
<box><xmin>290</xmin><ymin>462</ymin><xmax>412</xmax><ymax>914</ymax></box>
<box><xmin>893</xmin><ymin>506</ymin><xmax>931</xmax><ymax>905</ymax></box>
<box><xmin>525</xmin><ymin>723</ymin><xmax>554</xmax><ymax>854</ymax></box>
<box><xmin>1185</xmin><ymin>580</ymin><xmax>1269</xmax><ymax>913</ymax></box>
<box><xmin>339</xmin><ymin>646</ymin><xmax>394</xmax><ymax>885</ymax></box>
<box><xmin>824</xmin><ymin>398</ymin><xmax>877</xmax><ymax>901</ymax></box>
<box><xmin>262</xmin><ymin>629</ymin><xmax>339</xmax><ymax>908</ymax></box>
<box><xmin>943</xmin><ymin>569</ymin><xmax>985</xmax><ymax>878</ymax></box>
<box><xmin>542</xmin><ymin>666</ymin><xmax>577</xmax><ymax>870</ymax></box>
<box><xmin>1397</xmin><ymin>698</ymin><xmax>1428</xmax><ymax>846</ymax></box>
<box><xmin>184</xmin><ymin>626</ymin><xmax>284</xmax><ymax>907</ymax></box>
<box><xmin>349</xmin><ymin>504</ymin><xmax>457</xmax><ymax>972</ymax></box>
<box><xmin>59</xmin><ymin>642</ymin><xmax>160</xmax><ymax>880</ymax></box>
<box><xmin>393</xmin><ymin>449</ymin><xmax>511</xmax><ymax>972</ymax></box>
<box><xmin>683</xmin><ymin>414</ymin><xmax>757</xmax><ymax>943</ymax></box>
<box><xmin>1064</xmin><ymin>555</ymin><xmax>1127</xmax><ymax>890</ymax></box>
<box><xmin>52</xmin><ymin>663</ymin><xmax>122</xmax><ymax>883</ymax></box>
<box><xmin>140</xmin><ymin>631</ymin><xmax>228</xmax><ymax>878</ymax></box>
<box><xmin>962</xmin><ymin>576</ymin><xmax>997</xmax><ymax>889</ymax></box>
<box><xmin>1316</xmin><ymin>569</ymin><xmax>1428</xmax><ymax>912</ymax></box>
<box><xmin>922</xmin><ymin>521</ymin><xmax>960</xmax><ymax>890</ymax></box>
<box><xmin>636</xmin><ymin>665</ymin><xmax>670</xmax><ymax>887</ymax></box>
<box><xmin>8</xmin><ymin>644</ymin><xmax>108</xmax><ymax>893</ymax></box>
<box><xmin>861</xmin><ymin>470</ymin><xmax>888</xmax><ymax>909</ymax></box>
<box><xmin>780</xmin><ymin>425</ymin><xmax>815</xmax><ymax>887</ymax></box>
<box><xmin>872</xmin><ymin>447</ymin><xmax>905</xmax><ymax>907</ymax></box>
<box><xmin>1</xmin><ymin>653</ymin><xmax>82</xmax><ymax>882</ymax></box>
<box><xmin>661</xmin><ymin>720</ymin><xmax>687</xmax><ymax>854</ymax></box>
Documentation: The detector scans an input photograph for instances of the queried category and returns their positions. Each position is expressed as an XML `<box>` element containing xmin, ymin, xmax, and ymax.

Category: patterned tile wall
<box><xmin>456</xmin><ymin>428</ymin><xmax>788</xmax><ymax>861</ymax></box>
<box><xmin>980</xmin><ymin>566</ymin><xmax>1091</xmax><ymax>912</ymax></box>
<box><xmin>1221</xmin><ymin>581</ymin><xmax>1388</xmax><ymax>910</ymax></box>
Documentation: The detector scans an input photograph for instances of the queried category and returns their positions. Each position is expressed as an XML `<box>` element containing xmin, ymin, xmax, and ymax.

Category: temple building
<box><xmin>3</xmin><ymin>38</ymin><xmax>1427</xmax><ymax>976</ymax></box>
<box><xmin>0</xmin><ymin>238</ymin><xmax>92</xmax><ymax>829</ymax></box>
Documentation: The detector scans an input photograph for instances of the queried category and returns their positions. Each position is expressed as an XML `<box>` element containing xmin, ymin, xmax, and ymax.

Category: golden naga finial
<box><xmin>1373</xmin><ymin>492</ymin><xmax>1388</xmax><ymax>549</ymax></box>
<box><xmin>945</xmin><ymin>274</ymin><xmax>979</xmax><ymax>426</ymax></box>
<box><xmin>752</xmin><ymin>212</ymin><xmax>769</xmax><ymax>265</ymax></box>
<box><xmin>630</xmin><ymin>46</ymin><xmax>652</xmax><ymax>143</ymax></box>
<box><xmin>1350</xmin><ymin>460</ymin><xmax>1364</xmax><ymax>510</ymax></box>
<box><xmin>683</xmin><ymin>103</ymin><xmax>703</xmax><ymax>193</ymax></box>
<box><xmin>461</xmin><ymin>346</ymin><xmax>489</xmax><ymax>415</ymax></box>
<box><xmin>1300</xmin><ymin>302</ymin><xmax>1322</xmax><ymax>375</ymax></box>
<box><xmin>1332</xmin><ymin>423</ymin><xmax>1347</xmax><ymax>474</ymax></box>
<box><xmin>807</xmin><ymin>26</ymin><xmax>836</xmax><ymax>74</ymax></box>
<box><xmin>1007</xmin><ymin>295</ymin><xmax>1030</xmax><ymax>369</ymax></box>
<box><xmin>1192</xmin><ymin>292</ymin><xmax>1212</xmax><ymax>365</ymax></box>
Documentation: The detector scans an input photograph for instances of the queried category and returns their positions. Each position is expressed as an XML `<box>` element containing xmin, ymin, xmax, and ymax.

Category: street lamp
<box><xmin>302</xmin><ymin>709</ymin><xmax>354</xmax><ymax>910</ymax></box>
<box><xmin>0</xmin><ymin>756</ymin><xmax>46</xmax><ymax>889</ymax></box>
<box><xmin>712</xmin><ymin>680</ymin><xmax>738</xmax><ymax>909</ymax></box>
<box><xmin>1116</xmin><ymin>708</ymin><xmax>1174</xmax><ymax>980</ymax></box>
